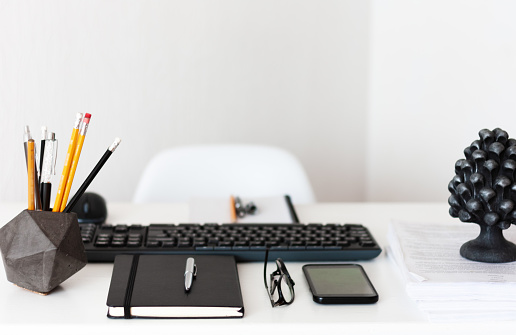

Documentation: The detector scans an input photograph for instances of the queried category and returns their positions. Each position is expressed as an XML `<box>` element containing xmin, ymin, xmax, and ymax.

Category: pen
<box><xmin>60</xmin><ymin>113</ymin><xmax>91</xmax><ymax>212</ymax></box>
<box><xmin>184</xmin><ymin>257</ymin><xmax>197</xmax><ymax>292</ymax></box>
<box><xmin>39</xmin><ymin>126</ymin><xmax>47</xmax><ymax>187</ymax></box>
<box><xmin>53</xmin><ymin>113</ymin><xmax>83</xmax><ymax>212</ymax></box>
<box><xmin>40</xmin><ymin>132</ymin><xmax>58</xmax><ymax>211</ymax></box>
<box><xmin>230</xmin><ymin>196</ymin><xmax>237</xmax><ymax>223</ymax></box>
<box><xmin>27</xmin><ymin>139</ymin><xmax>35</xmax><ymax>210</ymax></box>
<box><xmin>64</xmin><ymin>137</ymin><xmax>121</xmax><ymax>213</ymax></box>
<box><xmin>245</xmin><ymin>201</ymin><xmax>257</xmax><ymax>215</ymax></box>
<box><xmin>284</xmin><ymin>195</ymin><xmax>299</xmax><ymax>223</ymax></box>
<box><xmin>235</xmin><ymin>196</ymin><xmax>246</xmax><ymax>218</ymax></box>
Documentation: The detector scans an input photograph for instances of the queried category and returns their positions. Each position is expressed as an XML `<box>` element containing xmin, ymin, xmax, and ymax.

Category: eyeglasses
<box><xmin>263</xmin><ymin>248</ymin><xmax>295</xmax><ymax>307</ymax></box>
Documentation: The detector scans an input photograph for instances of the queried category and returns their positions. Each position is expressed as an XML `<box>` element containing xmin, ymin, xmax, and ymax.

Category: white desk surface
<box><xmin>0</xmin><ymin>202</ymin><xmax>513</xmax><ymax>334</ymax></box>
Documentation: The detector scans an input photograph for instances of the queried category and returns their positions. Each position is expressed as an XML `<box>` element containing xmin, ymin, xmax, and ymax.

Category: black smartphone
<box><xmin>302</xmin><ymin>264</ymin><xmax>378</xmax><ymax>304</ymax></box>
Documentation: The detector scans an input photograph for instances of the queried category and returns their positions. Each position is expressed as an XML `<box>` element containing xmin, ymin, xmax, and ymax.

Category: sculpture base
<box><xmin>460</xmin><ymin>225</ymin><xmax>516</xmax><ymax>263</ymax></box>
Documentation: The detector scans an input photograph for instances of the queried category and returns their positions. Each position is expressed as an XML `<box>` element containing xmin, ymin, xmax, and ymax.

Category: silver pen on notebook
<box><xmin>184</xmin><ymin>257</ymin><xmax>197</xmax><ymax>292</ymax></box>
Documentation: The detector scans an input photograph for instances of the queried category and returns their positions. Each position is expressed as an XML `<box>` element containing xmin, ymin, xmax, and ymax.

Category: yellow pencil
<box><xmin>27</xmin><ymin>139</ymin><xmax>35</xmax><ymax>211</ymax></box>
<box><xmin>53</xmin><ymin>113</ymin><xmax>83</xmax><ymax>212</ymax></box>
<box><xmin>230</xmin><ymin>195</ymin><xmax>237</xmax><ymax>223</ymax></box>
<box><xmin>60</xmin><ymin>113</ymin><xmax>91</xmax><ymax>212</ymax></box>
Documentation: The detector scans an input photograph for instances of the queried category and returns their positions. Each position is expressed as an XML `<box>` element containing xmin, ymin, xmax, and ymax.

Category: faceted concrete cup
<box><xmin>0</xmin><ymin>210</ymin><xmax>87</xmax><ymax>294</ymax></box>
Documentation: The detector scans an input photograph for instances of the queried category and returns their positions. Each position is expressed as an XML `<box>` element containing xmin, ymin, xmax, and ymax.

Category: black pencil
<box><xmin>64</xmin><ymin>138</ymin><xmax>121</xmax><ymax>213</ymax></box>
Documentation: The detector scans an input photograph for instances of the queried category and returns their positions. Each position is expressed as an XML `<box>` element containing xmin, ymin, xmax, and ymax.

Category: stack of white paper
<box><xmin>387</xmin><ymin>220</ymin><xmax>516</xmax><ymax>322</ymax></box>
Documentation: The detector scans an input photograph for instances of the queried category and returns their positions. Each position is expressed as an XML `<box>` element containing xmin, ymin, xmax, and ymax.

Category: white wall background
<box><xmin>367</xmin><ymin>0</ymin><xmax>516</xmax><ymax>201</ymax></box>
<box><xmin>1</xmin><ymin>1</ymin><xmax>516</xmax><ymax>204</ymax></box>
<box><xmin>0</xmin><ymin>0</ymin><xmax>370</xmax><ymax>204</ymax></box>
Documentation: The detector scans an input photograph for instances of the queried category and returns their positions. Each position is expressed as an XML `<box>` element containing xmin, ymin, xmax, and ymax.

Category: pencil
<box><xmin>53</xmin><ymin>113</ymin><xmax>83</xmax><ymax>212</ymax></box>
<box><xmin>27</xmin><ymin>139</ymin><xmax>35</xmax><ymax>210</ymax></box>
<box><xmin>64</xmin><ymin>137</ymin><xmax>121</xmax><ymax>213</ymax></box>
<box><xmin>59</xmin><ymin>113</ymin><xmax>91</xmax><ymax>212</ymax></box>
<box><xmin>23</xmin><ymin>126</ymin><xmax>42</xmax><ymax>210</ymax></box>
<box><xmin>230</xmin><ymin>195</ymin><xmax>237</xmax><ymax>223</ymax></box>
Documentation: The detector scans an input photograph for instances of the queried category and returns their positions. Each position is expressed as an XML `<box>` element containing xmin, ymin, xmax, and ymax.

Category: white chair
<box><xmin>133</xmin><ymin>144</ymin><xmax>316</xmax><ymax>204</ymax></box>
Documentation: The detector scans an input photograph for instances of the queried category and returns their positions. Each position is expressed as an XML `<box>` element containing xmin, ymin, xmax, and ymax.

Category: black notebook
<box><xmin>106</xmin><ymin>254</ymin><xmax>244</xmax><ymax>319</ymax></box>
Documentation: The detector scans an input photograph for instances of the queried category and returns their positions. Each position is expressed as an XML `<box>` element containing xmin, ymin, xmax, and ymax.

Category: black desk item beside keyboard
<box><xmin>80</xmin><ymin>222</ymin><xmax>382</xmax><ymax>262</ymax></box>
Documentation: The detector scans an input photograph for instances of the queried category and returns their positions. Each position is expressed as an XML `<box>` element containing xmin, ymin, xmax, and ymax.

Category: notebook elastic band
<box><xmin>124</xmin><ymin>255</ymin><xmax>140</xmax><ymax>319</ymax></box>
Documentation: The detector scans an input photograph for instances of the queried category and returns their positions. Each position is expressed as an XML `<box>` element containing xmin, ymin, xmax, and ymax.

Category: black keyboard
<box><xmin>80</xmin><ymin>222</ymin><xmax>382</xmax><ymax>262</ymax></box>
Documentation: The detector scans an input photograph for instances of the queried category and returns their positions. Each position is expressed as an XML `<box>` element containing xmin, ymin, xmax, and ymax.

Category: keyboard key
<box><xmin>94</xmin><ymin>240</ymin><xmax>110</xmax><ymax>247</ymax></box>
<box><xmin>196</xmin><ymin>246</ymin><xmax>213</xmax><ymax>251</ymax></box>
<box><xmin>111</xmin><ymin>241</ymin><xmax>126</xmax><ymax>247</ymax></box>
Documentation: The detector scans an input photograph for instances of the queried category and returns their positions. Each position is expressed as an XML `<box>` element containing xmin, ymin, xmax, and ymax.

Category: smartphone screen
<box><xmin>303</xmin><ymin>264</ymin><xmax>378</xmax><ymax>304</ymax></box>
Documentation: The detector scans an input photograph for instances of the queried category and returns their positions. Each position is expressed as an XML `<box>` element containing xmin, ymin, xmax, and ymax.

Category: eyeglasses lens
<box><xmin>264</xmin><ymin>250</ymin><xmax>295</xmax><ymax>307</ymax></box>
<box><xmin>269</xmin><ymin>270</ymin><xmax>293</xmax><ymax>305</ymax></box>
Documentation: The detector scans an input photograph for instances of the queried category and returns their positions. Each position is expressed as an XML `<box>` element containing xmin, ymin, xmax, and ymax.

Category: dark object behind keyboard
<box><xmin>80</xmin><ymin>223</ymin><xmax>382</xmax><ymax>262</ymax></box>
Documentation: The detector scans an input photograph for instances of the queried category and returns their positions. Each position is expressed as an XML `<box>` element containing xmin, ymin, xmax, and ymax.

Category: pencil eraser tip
<box><xmin>84</xmin><ymin>113</ymin><xmax>92</xmax><ymax>119</ymax></box>
<box><xmin>109</xmin><ymin>138</ymin><xmax>122</xmax><ymax>151</ymax></box>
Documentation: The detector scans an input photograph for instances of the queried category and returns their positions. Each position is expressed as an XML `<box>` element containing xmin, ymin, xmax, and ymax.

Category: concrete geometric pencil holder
<box><xmin>0</xmin><ymin>210</ymin><xmax>87</xmax><ymax>295</ymax></box>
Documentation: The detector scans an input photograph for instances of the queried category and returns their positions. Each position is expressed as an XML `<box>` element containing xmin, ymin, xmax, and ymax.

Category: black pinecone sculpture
<box><xmin>449</xmin><ymin>128</ymin><xmax>516</xmax><ymax>262</ymax></box>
